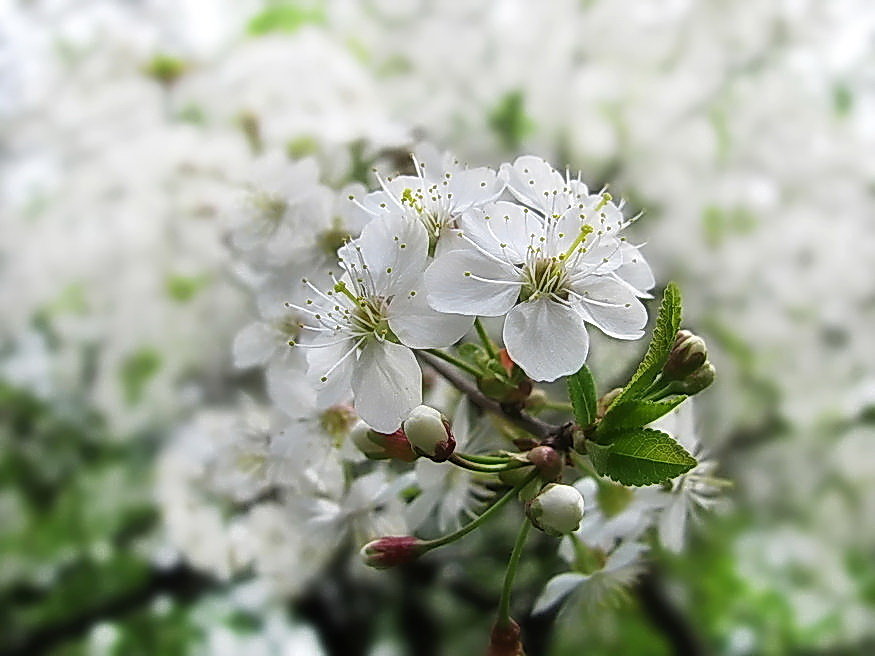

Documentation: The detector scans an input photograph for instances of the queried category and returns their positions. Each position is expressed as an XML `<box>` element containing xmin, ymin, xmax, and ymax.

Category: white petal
<box><xmin>425</xmin><ymin>248</ymin><xmax>521</xmax><ymax>317</ymax></box>
<box><xmin>459</xmin><ymin>202</ymin><xmax>534</xmax><ymax>264</ymax></box>
<box><xmin>352</xmin><ymin>341</ymin><xmax>421</xmax><ymax>433</ymax></box>
<box><xmin>532</xmin><ymin>573</ymin><xmax>587</xmax><ymax>615</ymax></box>
<box><xmin>575</xmin><ymin>276</ymin><xmax>648</xmax><ymax>340</ymax></box>
<box><xmin>447</xmin><ymin>167</ymin><xmax>504</xmax><ymax>210</ymax></box>
<box><xmin>306</xmin><ymin>336</ymin><xmax>356</xmax><ymax>407</ymax></box>
<box><xmin>563</xmin><ymin>231</ymin><xmax>624</xmax><ymax>278</ymax></box>
<box><xmin>405</xmin><ymin>489</ymin><xmax>437</xmax><ymax>531</ymax></box>
<box><xmin>388</xmin><ymin>286</ymin><xmax>473</xmax><ymax>348</ymax></box>
<box><xmin>266</xmin><ymin>350</ymin><xmax>316</xmax><ymax>419</ymax></box>
<box><xmin>434</xmin><ymin>226</ymin><xmax>468</xmax><ymax>257</ymax></box>
<box><xmin>233</xmin><ymin>322</ymin><xmax>278</xmax><ymax>368</ymax></box>
<box><xmin>342</xmin><ymin>211</ymin><xmax>428</xmax><ymax>297</ymax></box>
<box><xmin>500</xmin><ymin>156</ymin><xmax>565</xmax><ymax>213</ymax></box>
<box><xmin>503</xmin><ymin>299</ymin><xmax>590</xmax><ymax>382</ymax></box>
<box><xmin>658</xmin><ymin>497</ymin><xmax>688</xmax><ymax>554</ymax></box>
<box><xmin>615</xmin><ymin>242</ymin><xmax>655</xmax><ymax>296</ymax></box>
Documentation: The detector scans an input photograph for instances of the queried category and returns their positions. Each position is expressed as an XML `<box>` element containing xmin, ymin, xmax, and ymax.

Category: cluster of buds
<box><xmin>662</xmin><ymin>329</ymin><xmax>715</xmax><ymax>395</ymax></box>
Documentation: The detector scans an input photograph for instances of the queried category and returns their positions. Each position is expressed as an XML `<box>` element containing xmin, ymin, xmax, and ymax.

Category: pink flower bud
<box><xmin>527</xmin><ymin>445</ymin><xmax>563</xmax><ymax>481</ymax></box>
<box><xmin>360</xmin><ymin>536</ymin><xmax>426</xmax><ymax>569</ymax></box>
<box><xmin>350</xmin><ymin>422</ymin><xmax>418</xmax><ymax>462</ymax></box>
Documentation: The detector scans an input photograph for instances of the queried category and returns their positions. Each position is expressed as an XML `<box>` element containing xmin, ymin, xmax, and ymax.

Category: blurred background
<box><xmin>2</xmin><ymin>1</ymin><xmax>875</xmax><ymax>654</ymax></box>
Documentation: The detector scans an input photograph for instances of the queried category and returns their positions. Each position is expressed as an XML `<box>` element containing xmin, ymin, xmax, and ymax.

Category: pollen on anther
<box><xmin>464</xmin><ymin>271</ymin><xmax>472</xmax><ymax>277</ymax></box>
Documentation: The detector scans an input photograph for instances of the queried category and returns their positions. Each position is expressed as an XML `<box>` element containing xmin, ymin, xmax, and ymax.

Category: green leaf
<box><xmin>567</xmin><ymin>364</ymin><xmax>598</xmax><ymax>427</ymax></box>
<box><xmin>588</xmin><ymin>428</ymin><xmax>696</xmax><ymax>487</ymax></box>
<box><xmin>120</xmin><ymin>348</ymin><xmax>162</xmax><ymax>405</ymax></box>
<box><xmin>165</xmin><ymin>274</ymin><xmax>208</xmax><ymax>303</ymax></box>
<box><xmin>488</xmin><ymin>90</ymin><xmax>534</xmax><ymax>151</ymax></box>
<box><xmin>246</xmin><ymin>3</ymin><xmax>326</xmax><ymax>36</ymax></box>
<box><xmin>611</xmin><ymin>282</ymin><xmax>682</xmax><ymax>407</ymax></box>
<box><xmin>598</xmin><ymin>397</ymin><xmax>687</xmax><ymax>435</ymax></box>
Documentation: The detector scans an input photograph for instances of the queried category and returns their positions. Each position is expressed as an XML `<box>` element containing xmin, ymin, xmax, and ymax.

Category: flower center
<box><xmin>402</xmin><ymin>186</ymin><xmax>447</xmax><ymax>255</ymax></box>
<box><xmin>519</xmin><ymin>257</ymin><xmax>570</xmax><ymax>302</ymax></box>
<box><xmin>334</xmin><ymin>282</ymin><xmax>397</xmax><ymax>343</ymax></box>
<box><xmin>249</xmin><ymin>190</ymin><xmax>287</xmax><ymax>227</ymax></box>
<box><xmin>320</xmin><ymin>404</ymin><xmax>358</xmax><ymax>442</ymax></box>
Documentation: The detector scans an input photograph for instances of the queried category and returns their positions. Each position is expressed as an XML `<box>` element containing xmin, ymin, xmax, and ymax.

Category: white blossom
<box><xmin>295</xmin><ymin>211</ymin><xmax>471</xmax><ymax>432</ymax></box>
<box><xmin>426</xmin><ymin>157</ymin><xmax>651</xmax><ymax>381</ymax></box>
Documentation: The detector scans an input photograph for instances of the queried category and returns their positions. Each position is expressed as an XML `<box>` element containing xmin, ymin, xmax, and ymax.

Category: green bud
<box><xmin>676</xmin><ymin>361</ymin><xmax>716</xmax><ymax>395</ymax></box>
<box><xmin>663</xmin><ymin>330</ymin><xmax>708</xmax><ymax>381</ymax></box>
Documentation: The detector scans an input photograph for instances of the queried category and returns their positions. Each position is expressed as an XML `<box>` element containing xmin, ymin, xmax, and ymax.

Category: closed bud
<box><xmin>597</xmin><ymin>387</ymin><xmax>623</xmax><ymax>418</ymax></box>
<box><xmin>526</xmin><ymin>483</ymin><xmax>585</xmax><ymax>537</ymax></box>
<box><xmin>361</xmin><ymin>536</ymin><xmax>426</xmax><ymax>569</ymax></box>
<box><xmin>350</xmin><ymin>422</ymin><xmax>418</xmax><ymax>462</ymax></box>
<box><xmin>350</xmin><ymin>421</ymin><xmax>385</xmax><ymax>458</ymax></box>
<box><xmin>487</xmin><ymin>619</ymin><xmax>524</xmax><ymax>656</ymax></box>
<box><xmin>403</xmin><ymin>405</ymin><xmax>455</xmax><ymax>462</ymax></box>
<box><xmin>676</xmin><ymin>361</ymin><xmax>716</xmax><ymax>395</ymax></box>
<box><xmin>663</xmin><ymin>330</ymin><xmax>708</xmax><ymax>381</ymax></box>
<box><xmin>527</xmin><ymin>445</ymin><xmax>563</xmax><ymax>481</ymax></box>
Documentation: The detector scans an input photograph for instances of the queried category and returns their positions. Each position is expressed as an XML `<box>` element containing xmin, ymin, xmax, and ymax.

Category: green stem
<box><xmin>456</xmin><ymin>452</ymin><xmax>512</xmax><ymax>464</ymax></box>
<box><xmin>474</xmin><ymin>317</ymin><xmax>499</xmax><ymax>358</ymax></box>
<box><xmin>569</xmin><ymin>450</ymin><xmax>600</xmax><ymax>478</ymax></box>
<box><xmin>541</xmin><ymin>401</ymin><xmax>575</xmax><ymax>413</ymax></box>
<box><xmin>448</xmin><ymin>453</ymin><xmax>530</xmax><ymax>474</ymax></box>
<box><xmin>423</xmin><ymin>471</ymin><xmax>537</xmax><ymax>550</ymax></box>
<box><xmin>424</xmin><ymin>348</ymin><xmax>482</xmax><ymax>378</ymax></box>
<box><xmin>497</xmin><ymin>519</ymin><xmax>532</xmax><ymax>626</ymax></box>
<box><xmin>639</xmin><ymin>374</ymin><xmax>674</xmax><ymax>400</ymax></box>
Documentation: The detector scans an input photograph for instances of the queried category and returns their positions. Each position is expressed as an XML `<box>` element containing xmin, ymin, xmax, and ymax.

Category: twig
<box><xmin>417</xmin><ymin>351</ymin><xmax>556</xmax><ymax>440</ymax></box>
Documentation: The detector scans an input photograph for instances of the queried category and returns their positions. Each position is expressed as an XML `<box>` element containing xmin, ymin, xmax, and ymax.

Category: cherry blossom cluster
<box><xmin>203</xmin><ymin>145</ymin><xmax>722</xmax><ymax>650</ymax></box>
<box><xmin>288</xmin><ymin>149</ymin><xmax>652</xmax><ymax>433</ymax></box>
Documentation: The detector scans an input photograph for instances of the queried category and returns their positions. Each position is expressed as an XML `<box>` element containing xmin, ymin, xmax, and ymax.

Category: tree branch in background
<box><xmin>1</xmin><ymin>565</ymin><xmax>212</xmax><ymax>656</ymax></box>
<box><xmin>635</xmin><ymin>568</ymin><xmax>710</xmax><ymax>656</ymax></box>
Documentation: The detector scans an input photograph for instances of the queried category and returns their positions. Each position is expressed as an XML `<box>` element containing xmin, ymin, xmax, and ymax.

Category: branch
<box><xmin>417</xmin><ymin>351</ymin><xmax>556</xmax><ymax>440</ymax></box>
<box><xmin>2</xmin><ymin>565</ymin><xmax>212</xmax><ymax>656</ymax></box>
<box><xmin>635</xmin><ymin>568</ymin><xmax>710</xmax><ymax>656</ymax></box>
